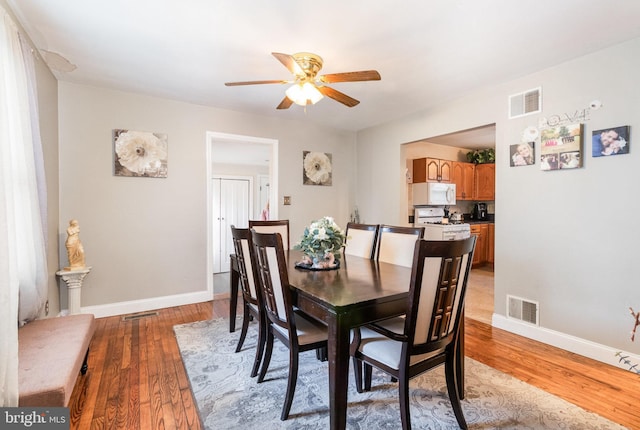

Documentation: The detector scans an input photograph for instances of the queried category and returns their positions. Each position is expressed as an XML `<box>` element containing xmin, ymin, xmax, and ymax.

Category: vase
<box><xmin>301</xmin><ymin>251</ymin><xmax>339</xmax><ymax>270</ymax></box>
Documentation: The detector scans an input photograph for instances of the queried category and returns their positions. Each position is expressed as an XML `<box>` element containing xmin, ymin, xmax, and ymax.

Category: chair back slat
<box><xmin>344</xmin><ymin>223</ymin><xmax>379</xmax><ymax>259</ymax></box>
<box><xmin>249</xmin><ymin>220</ymin><xmax>290</xmax><ymax>250</ymax></box>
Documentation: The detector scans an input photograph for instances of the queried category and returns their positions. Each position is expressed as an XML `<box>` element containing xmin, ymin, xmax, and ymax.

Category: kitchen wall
<box><xmin>58</xmin><ymin>82</ymin><xmax>357</xmax><ymax>317</ymax></box>
<box><xmin>356</xmin><ymin>37</ymin><xmax>640</xmax><ymax>368</ymax></box>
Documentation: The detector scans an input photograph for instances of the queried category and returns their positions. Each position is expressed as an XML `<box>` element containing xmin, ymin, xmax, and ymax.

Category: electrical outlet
<box><xmin>45</xmin><ymin>300</ymin><xmax>50</xmax><ymax>316</ymax></box>
<box><xmin>283</xmin><ymin>196</ymin><xmax>291</xmax><ymax>205</ymax></box>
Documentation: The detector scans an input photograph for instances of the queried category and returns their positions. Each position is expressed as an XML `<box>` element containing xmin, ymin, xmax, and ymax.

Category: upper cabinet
<box><xmin>475</xmin><ymin>163</ymin><xmax>495</xmax><ymax>200</ymax></box>
<box><xmin>413</xmin><ymin>158</ymin><xmax>452</xmax><ymax>183</ymax></box>
<box><xmin>452</xmin><ymin>162</ymin><xmax>475</xmax><ymax>200</ymax></box>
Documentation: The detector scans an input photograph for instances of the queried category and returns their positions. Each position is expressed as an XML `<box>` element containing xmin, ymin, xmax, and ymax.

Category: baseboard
<box><xmin>80</xmin><ymin>290</ymin><xmax>213</xmax><ymax>318</ymax></box>
<box><xmin>492</xmin><ymin>314</ymin><xmax>640</xmax><ymax>372</ymax></box>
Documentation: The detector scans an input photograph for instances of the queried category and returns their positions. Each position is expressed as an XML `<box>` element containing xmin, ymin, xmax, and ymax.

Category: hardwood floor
<box><xmin>68</xmin><ymin>299</ymin><xmax>640</xmax><ymax>429</ymax></box>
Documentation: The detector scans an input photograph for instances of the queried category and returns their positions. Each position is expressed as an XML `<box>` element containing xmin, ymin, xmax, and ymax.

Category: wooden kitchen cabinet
<box><xmin>470</xmin><ymin>224</ymin><xmax>488</xmax><ymax>266</ymax></box>
<box><xmin>452</xmin><ymin>162</ymin><xmax>475</xmax><ymax>200</ymax></box>
<box><xmin>474</xmin><ymin>163</ymin><xmax>495</xmax><ymax>200</ymax></box>
<box><xmin>413</xmin><ymin>158</ymin><xmax>452</xmax><ymax>183</ymax></box>
<box><xmin>487</xmin><ymin>223</ymin><xmax>495</xmax><ymax>265</ymax></box>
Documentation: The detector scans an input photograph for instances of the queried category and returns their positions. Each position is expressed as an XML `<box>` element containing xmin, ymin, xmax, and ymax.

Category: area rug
<box><xmin>173</xmin><ymin>318</ymin><xmax>624</xmax><ymax>430</ymax></box>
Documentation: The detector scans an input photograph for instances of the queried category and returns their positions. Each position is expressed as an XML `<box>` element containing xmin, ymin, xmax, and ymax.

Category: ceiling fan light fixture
<box><xmin>286</xmin><ymin>82</ymin><xmax>324</xmax><ymax>106</ymax></box>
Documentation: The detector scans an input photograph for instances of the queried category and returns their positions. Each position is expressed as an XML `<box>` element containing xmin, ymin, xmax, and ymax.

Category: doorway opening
<box><xmin>401</xmin><ymin>124</ymin><xmax>496</xmax><ymax>324</ymax></box>
<box><xmin>206</xmin><ymin>132</ymin><xmax>279</xmax><ymax>297</ymax></box>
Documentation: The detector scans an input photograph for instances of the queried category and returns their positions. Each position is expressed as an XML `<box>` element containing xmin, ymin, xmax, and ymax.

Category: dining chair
<box><xmin>249</xmin><ymin>219</ymin><xmax>290</xmax><ymax>250</ymax></box>
<box><xmin>230</xmin><ymin>226</ymin><xmax>265</xmax><ymax>378</ymax></box>
<box><xmin>343</xmin><ymin>222</ymin><xmax>379</xmax><ymax>259</ymax></box>
<box><xmin>376</xmin><ymin>225</ymin><xmax>425</xmax><ymax>267</ymax></box>
<box><xmin>251</xmin><ymin>230</ymin><xmax>329</xmax><ymax>421</ymax></box>
<box><xmin>350</xmin><ymin>236</ymin><xmax>476</xmax><ymax>430</ymax></box>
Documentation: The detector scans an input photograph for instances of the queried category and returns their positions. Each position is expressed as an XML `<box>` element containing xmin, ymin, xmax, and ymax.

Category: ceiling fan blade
<box><xmin>276</xmin><ymin>97</ymin><xmax>293</xmax><ymax>110</ymax></box>
<box><xmin>317</xmin><ymin>85</ymin><xmax>360</xmax><ymax>107</ymax></box>
<box><xmin>272</xmin><ymin>52</ymin><xmax>304</xmax><ymax>76</ymax></box>
<box><xmin>225</xmin><ymin>80</ymin><xmax>288</xmax><ymax>86</ymax></box>
<box><xmin>319</xmin><ymin>70</ymin><xmax>381</xmax><ymax>83</ymax></box>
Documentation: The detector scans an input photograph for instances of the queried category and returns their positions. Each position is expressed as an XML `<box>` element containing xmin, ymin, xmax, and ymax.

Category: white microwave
<box><xmin>412</xmin><ymin>182</ymin><xmax>456</xmax><ymax>206</ymax></box>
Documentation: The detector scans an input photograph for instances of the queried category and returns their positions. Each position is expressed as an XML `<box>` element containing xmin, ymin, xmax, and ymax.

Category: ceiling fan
<box><xmin>224</xmin><ymin>52</ymin><xmax>381</xmax><ymax>109</ymax></box>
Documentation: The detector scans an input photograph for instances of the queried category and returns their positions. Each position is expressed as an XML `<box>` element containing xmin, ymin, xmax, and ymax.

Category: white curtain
<box><xmin>0</xmin><ymin>6</ymin><xmax>49</xmax><ymax>407</ymax></box>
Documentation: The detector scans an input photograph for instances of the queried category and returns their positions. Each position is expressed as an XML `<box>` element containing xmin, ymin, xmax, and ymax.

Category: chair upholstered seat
<box><xmin>357</xmin><ymin>321</ymin><xmax>444</xmax><ymax>370</ymax></box>
<box><xmin>272</xmin><ymin>310</ymin><xmax>328</xmax><ymax>345</ymax></box>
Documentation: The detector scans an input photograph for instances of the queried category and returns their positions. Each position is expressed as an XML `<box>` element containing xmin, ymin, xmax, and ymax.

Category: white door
<box><xmin>257</xmin><ymin>174</ymin><xmax>270</xmax><ymax>219</ymax></box>
<box><xmin>212</xmin><ymin>177</ymin><xmax>250</xmax><ymax>273</ymax></box>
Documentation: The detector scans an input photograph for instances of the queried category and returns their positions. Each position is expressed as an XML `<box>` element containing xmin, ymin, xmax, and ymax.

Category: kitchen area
<box><xmin>403</xmin><ymin>125</ymin><xmax>496</xmax><ymax>323</ymax></box>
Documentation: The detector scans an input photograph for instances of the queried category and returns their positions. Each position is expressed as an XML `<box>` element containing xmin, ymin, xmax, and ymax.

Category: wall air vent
<box><xmin>508</xmin><ymin>87</ymin><xmax>541</xmax><ymax>119</ymax></box>
<box><xmin>507</xmin><ymin>295</ymin><xmax>539</xmax><ymax>325</ymax></box>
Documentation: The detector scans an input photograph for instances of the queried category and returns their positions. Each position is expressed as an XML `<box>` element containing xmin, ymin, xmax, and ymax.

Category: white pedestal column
<box><xmin>56</xmin><ymin>267</ymin><xmax>92</xmax><ymax>315</ymax></box>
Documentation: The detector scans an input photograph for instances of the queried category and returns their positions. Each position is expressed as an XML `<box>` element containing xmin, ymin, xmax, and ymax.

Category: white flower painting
<box><xmin>113</xmin><ymin>129</ymin><xmax>168</xmax><ymax>178</ymax></box>
<box><xmin>302</xmin><ymin>151</ymin><xmax>332</xmax><ymax>186</ymax></box>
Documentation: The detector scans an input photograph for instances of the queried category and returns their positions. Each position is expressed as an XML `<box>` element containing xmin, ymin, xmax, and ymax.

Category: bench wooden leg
<box><xmin>81</xmin><ymin>348</ymin><xmax>90</xmax><ymax>375</ymax></box>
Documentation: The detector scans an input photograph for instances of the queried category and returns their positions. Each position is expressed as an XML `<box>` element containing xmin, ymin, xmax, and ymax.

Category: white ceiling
<box><xmin>7</xmin><ymin>0</ymin><xmax>640</xmax><ymax>140</ymax></box>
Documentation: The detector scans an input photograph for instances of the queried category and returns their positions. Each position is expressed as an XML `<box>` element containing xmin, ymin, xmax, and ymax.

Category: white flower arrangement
<box><xmin>295</xmin><ymin>216</ymin><xmax>346</xmax><ymax>268</ymax></box>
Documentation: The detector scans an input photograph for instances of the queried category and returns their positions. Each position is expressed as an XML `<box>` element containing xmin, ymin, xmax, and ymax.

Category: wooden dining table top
<box><xmin>285</xmin><ymin>249</ymin><xmax>412</xmax><ymax>314</ymax></box>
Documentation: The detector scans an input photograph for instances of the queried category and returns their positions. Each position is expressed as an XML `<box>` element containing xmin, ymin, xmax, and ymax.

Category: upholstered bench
<box><xmin>18</xmin><ymin>313</ymin><xmax>96</xmax><ymax>406</ymax></box>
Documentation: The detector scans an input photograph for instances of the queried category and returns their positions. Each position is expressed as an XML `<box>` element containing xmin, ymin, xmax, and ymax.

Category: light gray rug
<box><xmin>174</xmin><ymin>318</ymin><xmax>624</xmax><ymax>430</ymax></box>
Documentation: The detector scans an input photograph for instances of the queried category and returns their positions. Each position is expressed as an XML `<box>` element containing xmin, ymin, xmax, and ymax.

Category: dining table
<box><xmin>228</xmin><ymin>249</ymin><xmax>465</xmax><ymax>430</ymax></box>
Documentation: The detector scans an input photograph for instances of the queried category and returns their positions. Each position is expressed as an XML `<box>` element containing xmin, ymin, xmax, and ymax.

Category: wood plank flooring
<box><xmin>67</xmin><ymin>299</ymin><xmax>640</xmax><ymax>429</ymax></box>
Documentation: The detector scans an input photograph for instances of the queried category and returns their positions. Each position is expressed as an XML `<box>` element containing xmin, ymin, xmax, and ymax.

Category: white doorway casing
<box><xmin>206</xmin><ymin>131</ymin><xmax>279</xmax><ymax>296</ymax></box>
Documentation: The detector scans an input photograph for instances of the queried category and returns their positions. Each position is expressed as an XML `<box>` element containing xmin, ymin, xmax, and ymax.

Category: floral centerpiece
<box><xmin>294</xmin><ymin>216</ymin><xmax>346</xmax><ymax>270</ymax></box>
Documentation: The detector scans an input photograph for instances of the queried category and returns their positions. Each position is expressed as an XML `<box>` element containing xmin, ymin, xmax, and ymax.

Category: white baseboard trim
<box><xmin>492</xmin><ymin>314</ymin><xmax>640</xmax><ymax>372</ymax></box>
<box><xmin>80</xmin><ymin>290</ymin><xmax>213</xmax><ymax>319</ymax></box>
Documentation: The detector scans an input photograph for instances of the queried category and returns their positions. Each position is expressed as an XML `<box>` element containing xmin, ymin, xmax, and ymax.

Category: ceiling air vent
<box><xmin>508</xmin><ymin>87</ymin><xmax>541</xmax><ymax>119</ymax></box>
<box><xmin>507</xmin><ymin>295</ymin><xmax>539</xmax><ymax>325</ymax></box>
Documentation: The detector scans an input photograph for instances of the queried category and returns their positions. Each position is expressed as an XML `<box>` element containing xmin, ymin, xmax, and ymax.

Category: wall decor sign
<box><xmin>113</xmin><ymin>129</ymin><xmax>168</xmax><ymax>178</ymax></box>
<box><xmin>592</xmin><ymin>125</ymin><xmax>630</xmax><ymax>157</ymax></box>
<box><xmin>510</xmin><ymin>142</ymin><xmax>535</xmax><ymax>167</ymax></box>
<box><xmin>539</xmin><ymin>123</ymin><xmax>583</xmax><ymax>171</ymax></box>
<box><xmin>302</xmin><ymin>151</ymin><xmax>332</xmax><ymax>186</ymax></box>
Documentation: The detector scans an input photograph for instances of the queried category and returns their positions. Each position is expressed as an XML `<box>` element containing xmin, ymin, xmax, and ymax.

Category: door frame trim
<box><xmin>206</xmin><ymin>131</ymin><xmax>279</xmax><ymax>296</ymax></box>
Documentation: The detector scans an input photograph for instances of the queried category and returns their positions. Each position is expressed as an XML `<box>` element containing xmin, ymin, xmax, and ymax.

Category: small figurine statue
<box><xmin>64</xmin><ymin>219</ymin><xmax>86</xmax><ymax>270</ymax></box>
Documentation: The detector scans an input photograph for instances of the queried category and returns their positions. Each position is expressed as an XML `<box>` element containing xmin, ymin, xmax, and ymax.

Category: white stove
<box><xmin>414</xmin><ymin>207</ymin><xmax>471</xmax><ymax>241</ymax></box>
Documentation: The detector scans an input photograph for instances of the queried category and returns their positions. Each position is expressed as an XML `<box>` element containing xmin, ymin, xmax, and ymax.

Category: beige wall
<box><xmin>356</xmin><ymin>38</ymin><xmax>640</xmax><ymax>367</ymax></box>
<box><xmin>57</xmin><ymin>82</ymin><xmax>356</xmax><ymax>315</ymax></box>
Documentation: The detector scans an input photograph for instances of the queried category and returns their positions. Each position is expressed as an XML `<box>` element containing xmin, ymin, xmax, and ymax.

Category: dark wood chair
<box><xmin>351</xmin><ymin>236</ymin><xmax>477</xmax><ymax>430</ymax></box>
<box><xmin>230</xmin><ymin>226</ymin><xmax>265</xmax><ymax>378</ymax></box>
<box><xmin>249</xmin><ymin>219</ymin><xmax>290</xmax><ymax>250</ymax></box>
<box><xmin>376</xmin><ymin>225</ymin><xmax>425</xmax><ymax>267</ymax></box>
<box><xmin>251</xmin><ymin>230</ymin><xmax>329</xmax><ymax>421</ymax></box>
<box><xmin>344</xmin><ymin>222</ymin><xmax>379</xmax><ymax>259</ymax></box>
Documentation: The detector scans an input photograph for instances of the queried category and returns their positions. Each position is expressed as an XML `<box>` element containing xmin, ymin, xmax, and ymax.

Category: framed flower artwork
<box><xmin>302</xmin><ymin>151</ymin><xmax>332</xmax><ymax>186</ymax></box>
<box><xmin>113</xmin><ymin>129</ymin><xmax>168</xmax><ymax>178</ymax></box>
